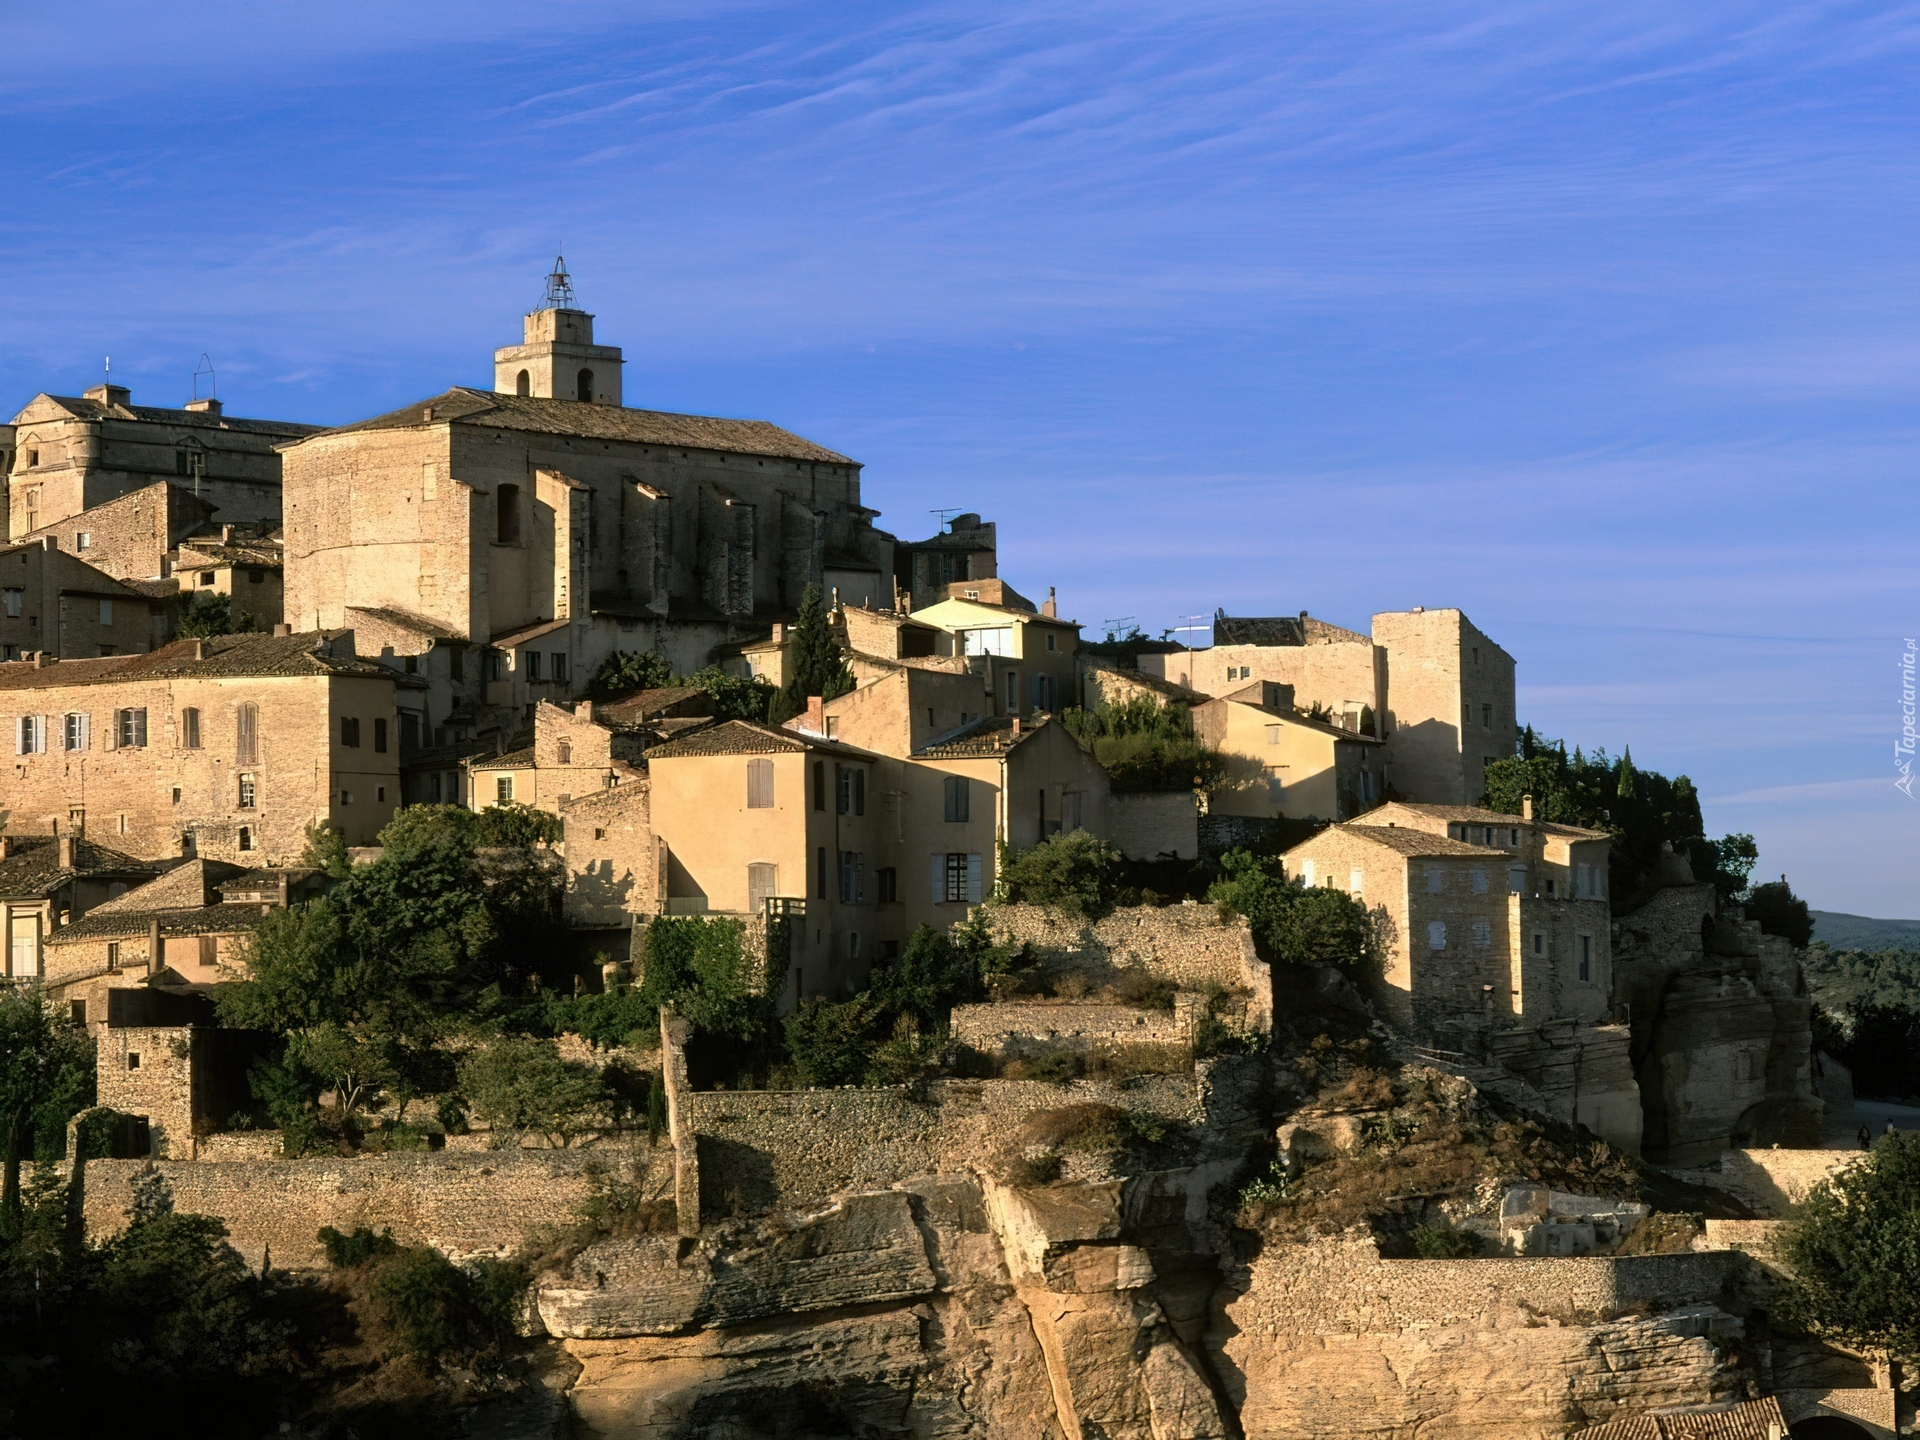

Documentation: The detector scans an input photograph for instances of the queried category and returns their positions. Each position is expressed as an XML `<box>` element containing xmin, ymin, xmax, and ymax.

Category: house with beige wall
<box><xmin>908</xmin><ymin>581</ymin><xmax>1079</xmax><ymax>720</ymax></box>
<box><xmin>12</xmin><ymin>481</ymin><xmax>216</xmax><ymax>589</ymax></box>
<box><xmin>1192</xmin><ymin>680</ymin><xmax>1382</xmax><ymax>823</ymax></box>
<box><xmin>0</xmin><ymin>537</ymin><xmax>156</xmax><ymax>662</ymax></box>
<box><xmin>0</xmin><ymin>833</ymin><xmax>174</xmax><ymax>980</ymax></box>
<box><xmin>465</xmin><ymin>699</ymin><xmax>646</xmax><ymax>815</ymax></box>
<box><xmin>0</xmin><ymin>631</ymin><xmax>413</xmax><ymax>865</ymax></box>
<box><xmin>172</xmin><ymin>529</ymin><xmax>284</xmax><ymax>630</ymax></box>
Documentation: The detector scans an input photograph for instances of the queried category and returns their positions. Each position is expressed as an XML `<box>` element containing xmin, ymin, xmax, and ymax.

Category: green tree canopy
<box><xmin>589</xmin><ymin>648</ymin><xmax>674</xmax><ymax>701</ymax></box>
<box><xmin>1746</xmin><ymin>877</ymin><xmax>1813</xmax><ymax>947</ymax></box>
<box><xmin>997</xmin><ymin>831</ymin><xmax>1126</xmax><ymax>918</ymax></box>
<box><xmin>175</xmin><ymin>590</ymin><xmax>253</xmax><ymax>639</ymax></box>
<box><xmin>1062</xmin><ymin>695</ymin><xmax>1225</xmax><ymax>793</ymax></box>
<box><xmin>0</xmin><ymin>985</ymin><xmax>93</xmax><ymax>1230</ymax></box>
<box><xmin>1207</xmin><ymin>849</ymin><xmax>1382</xmax><ymax>972</ymax></box>
<box><xmin>780</xmin><ymin>584</ymin><xmax>854</xmax><ymax>717</ymax></box>
<box><xmin>1783</xmin><ymin>1130</ymin><xmax>1920</xmax><ymax>1358</ymax></box>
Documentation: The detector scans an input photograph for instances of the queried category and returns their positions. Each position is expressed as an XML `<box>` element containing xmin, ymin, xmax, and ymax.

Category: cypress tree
<box><xmin>781</xmin><ymin>585</ymin><xmax>854</xmax><ymax>717</ymax></box>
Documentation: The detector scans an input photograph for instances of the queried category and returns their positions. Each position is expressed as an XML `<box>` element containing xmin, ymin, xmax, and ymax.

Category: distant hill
<box><xmin>1810</xmin><ymin>911</ymin><xmax>1920</xmax><ymax>952</ymax></box>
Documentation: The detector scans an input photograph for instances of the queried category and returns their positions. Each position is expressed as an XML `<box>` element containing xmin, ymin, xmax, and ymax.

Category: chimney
<box><xmin>183</xmin><ymin>397</ymin><xmax>222</xmax><ymax>415</ymax></box>
<box><xmin>273</xmin><ymin>622</ymin><xmax>292</xmax><ymax>637</ymax></box>
<box><xmin>278</xmin><ymin>872</ymin><xmax>289</xmax><ymax>907</ymax></box>
<box><xmin>577</xmin><ymin>699</ymin><xmax>593</xmax><ymax>723</ymax></box>
<box><xmin>1041</xmin><ymin>587</ymin><xmax>1057</xmax><ymax>619</ymax></box>
<box><xmin>220</xmin><ymin>524</ymin><xmax>234</xmax><ymax>544</ymax></box>
<box><xmin>805</xmin><ymin>696</ymin><xmax>824</xmax><ymax>734</ymax></box>
<box><xmin>0</xmin><ymin>835</ymin><xmax>11</xmax><ymax>859</ymax></box>
<box><xmin>148</xmin><ymin>917</ymin><xmax>162</xmax><ymax>973</ymax></box>
<box><xmin>1521</xmin><ymin>794</ymin><xmax>1534</xmax><ymax>822</ymax></box>
<box><xmin>1011</xmin><ymin>715</ymin><xmax>1022</xmax><ymax>737</ymax></box>
<box><xmin>770</xmin><ymin>622</ymin><xmax>785</xmax><ymax>645</ymax></box>
<box><xmin>422</xmin><ymin>405</ymin><xmax>435</xmax><ymax>422</ymax></box>
<box><xmin>58</xmin><ymin>833</ymin><xmax>76</xmax><ymax>868</ymax></box>
<box><xmin>84</xmin><ymin>383</ymin><xmax>131</xmax><ymax>408</ymax></box>
<box><xmin>192</xmin><ymin>640</ymin><xmax>208</xmax><ymax>661</ymax></box>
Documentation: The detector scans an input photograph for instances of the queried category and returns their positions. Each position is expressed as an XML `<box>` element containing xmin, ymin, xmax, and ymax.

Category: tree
<box><xmin>0</xmin><ymin>985</ymin><xmax>93</xmax><ymax>1231</ymax></box>
<box><xmin>679</xmin><ymin>664</ymin><xmax>783</xmax><ymax>723</ymax></box>
<box><xmin>1747</xmin><ymin>877</ymin><xmax>1813</xmax><ymax>948</ymax></box>
<box><xmin>175</xmin><ymin>591</ymin><xmax>252</xmax><ymax>639</ymax></box>
<box><xmin>780</xmin><ymin>584</ymin><xmax>853</xmax><ymax>716</ymax></box>
<box><xmin>1207</xmin><ymin>850</ymin><xmax>1381</xmax><ymax>971</ymax></box>
<box><xmin>997</xmin><ymin>832</ymin><xmax>1125</xmax><ymax>918</ymax></box>
<box><xmin>1062</xmin><ymin>696</ymin><xmax>1224</xmax><ymax>793</ymax></box>
<box><xmin>590</xmin><ymin>648</ymin><xmax>673</xmax><ymax>701</ymax></box>
<box><xmin>474</xmin><ymin>800</ymin><xmax>562</xmax><ymax>847</ymax></box>
<box><xmin>301</xmin><ymin>819</ymin><xmax>350</xmax><ymax>879</ymax></box>
<box><xmin>783</xmin><ymin>995</ymin><xmax>880</xmax><ymax>1087</ymax></box>
<box><xmin>458</xmin><ymin>1037</ymin><xmax>610</xmax><ymax>1148</ymax></box>
<box><xmin>1782</xmin><ymin>1130</ymin><xmax>1920</xmax><ymax>1358</ymax></box>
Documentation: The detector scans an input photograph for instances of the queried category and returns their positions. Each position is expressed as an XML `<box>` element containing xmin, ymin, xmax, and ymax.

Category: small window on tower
<box><xmin>496</xmin><ymin>484</ymin><xmax>521</xmax><ymax>545</ymax></box>
<box><xmin>516</xmin><ymin>369</ymin><xmax>530</xmax><ymax>397</ymax></box>
<box><xmin>577</xmin><ymin>369</ymin><xmax>594</xmax><ymax>403</ymax></box>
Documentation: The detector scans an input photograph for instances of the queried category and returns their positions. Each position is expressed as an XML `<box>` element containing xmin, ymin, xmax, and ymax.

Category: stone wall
<box><xmin>950</xmin><ymin>999</ymin><xmax>1197</xmax><ymax>1056</ymax></box>
<box><xmin>984</xmin><ymin>903</ymin><xmax>1270</xmax><ymax>1031</ymax></box>
<box><xmin>1667</xmin><ymin>1148</ymin><xmax>1856</xmax><ymax>1217</ymax></box>
<box><xmin>80</xmin><ymin>1147</ymin><xmax>667</xmax><ymax>1268</ymax></box>
<box><xmin>1105</xmin><ymin>790</ymin><xmax>1199</xmax><ymax>861</ymax></box>
<box><xmin>94</xmin><ymin>1023</ymin><xmax>200</xmax><ymax>1159</ymax></box>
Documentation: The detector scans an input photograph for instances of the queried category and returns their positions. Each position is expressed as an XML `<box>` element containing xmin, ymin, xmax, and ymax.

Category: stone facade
<box><xmin>1106</xmin><ymin>790</ymin><xmax>1200</xmax><ymax>860</ymax></box>
<box><xmin>562</xmin><ymin>778</ymin><xmax>656</xmax><ymax>929</ymax></box>
<box><xmin>13</xmin><ymin>480</ymin><xmax>215</xmax><ymax>588</ymax></box>
<box><xmin>0</xmin><ymin>631</ymin><xmax>414</xmax><ymax>864</ymax></box>
<box><xmin>0</xmin><ymin>537</ymin><xmax>156</xmax><ymax>662</ymax></box>
<box><xmin>1191</xmin><ymin>680</ymin><xmax>1383</xmax><ymax>822</ymax></box>
<box><xmin>7</xmin><ymin>386</ymin><xmax>319</xmax><ymax>537</ymax></box>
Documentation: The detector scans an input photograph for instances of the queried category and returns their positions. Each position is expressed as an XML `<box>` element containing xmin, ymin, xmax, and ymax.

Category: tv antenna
<box><xmin>1101</xmin><ymin>616</ymin><xmax>1136</xmax><ymax>641</ymax></box>
<box><xmin>929</xmin><ymin>508</ymin><xmax>962</xmax><ymax>533</ymax></box>
<box><xmin>192</xmin><ymin>354</ymin><xmax>216</xmax><ymax>404</ymax></box>
<box><xmin>543</xmin><ymin>252</ymin><xmax>577</xmax><ymax>309</ymax></box>
<box><xmin>1169</xmin><ymin>613</ymin><xmax>1211</xmax><ymax>646</ymax></box>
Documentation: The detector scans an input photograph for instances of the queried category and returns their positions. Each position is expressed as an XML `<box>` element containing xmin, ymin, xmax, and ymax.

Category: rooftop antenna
<box><xmin>928</xmin><ymin>508</ymin><xmax>961</xmax><ymax>533</ymax></box>
<box><xmin>1101</xmin><ymin>616</ymin><xmax>1136</xmax><ymax>641</ymax></box>
<box><xmin>103</xmin><ymin>355</ymin><xmax>110</xmax><ymax>384</ymax></box>
<box><xmin>1169</xmin><ymin>613</ymin><xmax>1211</xmax><ymax>647</ymax></box>
<box><xmin>543</xmin><ymin>252</ymin><xmax>577</xmax><ymax>309</ymax></box>
<box><xmin>192</xmin><ymin>354</ymin><xmax>216</xmax><ymax>404</ymax></box>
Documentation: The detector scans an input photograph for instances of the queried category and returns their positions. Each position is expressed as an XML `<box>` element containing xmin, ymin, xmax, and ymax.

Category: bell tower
<box><xmin>493</xmin><ymin>256</ymin><xmax>625</xmax><ymax>405</ymax></box>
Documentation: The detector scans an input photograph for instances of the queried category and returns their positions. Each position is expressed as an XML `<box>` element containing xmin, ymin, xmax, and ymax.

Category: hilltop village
<box><xmin>0</xmin><ymin>268</ymin><xmax>1900</xmax><ymax>1439</ymax></box>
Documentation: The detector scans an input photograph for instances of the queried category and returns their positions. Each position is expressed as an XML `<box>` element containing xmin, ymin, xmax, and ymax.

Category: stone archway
<box><xmin>1791</xmin><ymin>1417</ymin><xmax>1876</xmax><ymax>1440</ymax></box>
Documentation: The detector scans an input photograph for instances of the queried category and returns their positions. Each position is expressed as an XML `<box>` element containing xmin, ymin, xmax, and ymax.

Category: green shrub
<box><xmin>1208</xmin><ymin>850</ymin><xmax>1382</xmax><ymax>972</ymax></box>
<box><xmin>864</xmin><ymin>1013</ymin><xmax>945</xmax><ymax>1088</ymax></box>
<box><xmin>997</xmin><ymin>832</ymin><xmax>1126</xmax><ymax>918</ymax></box>
<box><xmin>783</xmin><ymin>996</ymin><xmax>879</xmax><ymax>1087</ymax></box>
<box><xmin>371</xmin><ymin>1246</ymin><xmax>522</xmax><ymax>1369</ymax></box>
<box><xmin>319</xmin><ymin>1224</ymin><xmax>401</xmax><ymax>1268</ymax></box>
<box><xmin>1781</xmin><ymin>1130</ymin><xmax>1920</xmax><ymax>1353</ymax></box>
<box><xmin>1410</xmin><ymin>1223</ymin><xmax>1482</xmax><ymax>1258</ymax></box>
<box><xmin>458</xmin><ymin>1037</ymin><xmax>611</xmax><ymax>1147</ymax></box>
<box><xmin>473</xmin><ymin>801</ymin><xmax>562</xmax><ymax>847</ymax></box>
<box><xmin>1009</xmin><ymin>1150</ymin><xmax>1064</xmax><ymax>1186</ymax></box>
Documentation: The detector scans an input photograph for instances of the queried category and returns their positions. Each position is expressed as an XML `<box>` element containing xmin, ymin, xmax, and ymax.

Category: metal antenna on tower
<box><xmin>929</xmin><ymin>508</ymin><xmax>962</xmax><ymax>533</ymax></box>
<box><xmin>192</xmin><ymin>354</ymin><xmax>217</xmax><ymax>403</ymax></box>
<box><xmin>543</xmin><ymin>253</ymin><xmax>577</xmax><ymax>309</ymax></box>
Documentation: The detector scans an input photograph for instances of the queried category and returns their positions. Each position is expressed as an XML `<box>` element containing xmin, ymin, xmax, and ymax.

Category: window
<box><xmin>16</xmin><ymin>715</ymin><xmax>43</xmax><ymax>754</ymax></box>
<box><xmin>1508</xmin><ymin>864</ymin><xmax>1526</xmax><ymax>895</ymax></box>
<box><xmin>577</xmin><ymin>368</ymin><xmax>594</xmax><ymax>403</ymax></box>
<box><xmin>107</xmin><ymin>944</ymin><xmax>123</xmax><ymax>971</ymax></box>
<box><xmin>552</xmin><ymin>652</ymin><xmax>568</xmax><ymax>682</ymax></box>
<box><xmin>816</xmin><ymin>845</ymin><xmax>828</xmax><ymax>897</ymax></box>
<box><xmin>1266</xmin><ymin>725</ymin><xmax>1280</xmax><ymax>746</ymax></box>
<box><xmin>943</xmin><ymin>775</ymin><xmax>970</xmax><ymax>823</ymax></box>
<box><xmin>197</xmin><ymin>570</ymin><xmax>214</xmax><ymax>586</ymax></box>
<box><xmin>836</xmin><ymin>766</ymin><xmax>866</xmax><ymax>815</ymax></box>
<box><xmin>126</xmin><ymin>1052</ymin><xmax>140</xmax><ymax>1072</ymax></box>
<box><xmin>1470</xmin><ymin>868</ymin><xmax>1488</xmax><ymax>895</ymax></box>
<box><xmin>876</xmin><ymin>867</ymin><xmax>897</xmax><ymax>904</ymax></box>
<box><xmin>557</xmin><ymin>739</ymin><xmax>572</xmax><ymax>766</ymax></box>
<box><xmin>1471</xmin><ymin>919</ymin><xmax>1491</xmax><ymax>948</ymax></box>
<box><xmin>98</xmin><ymin>599</ymin><xmax>113</xmax><ymax>625</ymax></box>
<box><xmin>0</xmin><ymin>646</ymin><xmax>14</xmax><ymax>662</ymax></box>
<box><xmin>340</xmin><ymin>716</ymin><xmax>361</xmax><ymax>747</ymax></box>
<box><xmin>1578</xmin><ymin>934</ymin><xmax>1593</xmax><ymax>982</ymax></box>
<box><xmin>1482</xmin><ymin>703</ymin><xmax>1492</xmax><ymax>730</ymax></box>
<box><xmin>939</xmin><ymin>852</ymin><xmax>982</xmax><ymax>904</ymax></box>
<box><xmin>1575</xmin><ymin>863</ymin><xmax>1590</xmax><ymax>897</ymax></box>
<box><xmin>812</xmin><ymin>760</ymin><xmax>826</xmax><ymax>810</ymax></box>
<box><xmin>450</xmin><ymin>647</ymin><xmax>465</xmax><ymax>683</ymax></box>
<box><xmin>180</xmin><ymin>707</ymin><xmax>200</xmax><ymax>749</ymax></box>
<box><xmin>1424</xmin><ymin>866</ymin><xmax>1443</xmax><ymax>894</ymax></box>
<box><xmin>1033</xmin><ymin>674</ymin><xmax>1053</xmax><ymax>712</ymax></box>
<box><xmin>175</xmin><ymin>449</ymin><xmax>190</xmax><ymax>475</ymax></box>
<box><xmin>960</xmin><ymin>627</ymin><xmax>1012</xmax><ymax>656</ymax></box>
<box><xmin>75</xmin><ymin>532</ymin><xmax>90</xmax><ymax>551</ymax></box>
<box><xmin>97</xmin><ymin>645</ymin><xmax>115</xmax><ymax>658</ymax></box>
<box><xmin>1427</xmin><ymin>921</ymin><xmax>1447</xmax><ymax>950</ymax></box>
<box><xmin>824</xmin><ymin>716</ymin><xmax>838</xmax><ymax>739</ymax></box>
<box><xmin>1046</xmin><ymin>633</ymin><xmax>1056</xmax><ymax>651</ymax></box>
<box><xmin>373</xmin><ymin>718</ymin><xmax>388</xmax><ymax>753</ymax></box>
<box><xmin>1266</xmin><ymin>770</ymin><xmax>1284</xmax><ymax>804</ymax></box>
<box><xmin>172</xmin><ymin>787</ymin><xmax>181</xmax><ymax>803</ymax></box>
<box><xmin>237</xmin><ymin>774</ymin><xmax>255</xmax><ymax>809</ymax></box>
<box><xmin>516</xmin><ymin>369</ymin><xmax>530</xmax><ymax>396</ymax></box>
<box><xmin>2</xmin><ymin>589</ymin><xmax>19</xmax><ymax>617</ymax></box>
<box><xmin>248</xmin><ymin>569</ymin><xmax>264</xmax><ymax>584</ymax></box>
<box><xmin>748</xmin><ymin>862</ymin><xmax>778</xmax><ymax>911</ymax></box>
<box><xmin>430</xmin><ymin>773</ymin><xmax>443</xmax><ymax>802</ymax></box>
<box><xmin>593</xmin><ymin>827</ymin><xmax>606</xmax><ymax>840</ymax></box>
<box><xmin>63</xmin><ymin>712</ymin><xmax>88</xmax><ymax>751</ymax></box>
<box><xmin>115</xmin><ymin>708</ymin><xmax>147</xmax><ymax>748</ymax></box>
<box><xmin>1472</xmin><ymin>646</ymin><xmax>1480</xmax><ymax>665</ymax></box>
<box><xmin>236</xmin><ymin>702</ymin><xmax>257</xmax><ymax>763</ymax></box>
<box><xmin>496</xmin><ymin>484</ymin><xmax>521</xmax><ymax>544</ymax></box>
<box><xmin>496</xmin><ymin>775</ymin><xmax>513</xmax><ymax>803</ymax></box>
<box><xmin>1546</xmin><ymin>878</ymin><xmax>1556</xmax><ymax>897</ymax></box>
<box><xmin>1299</xmin><ymin>859</ymin><xmax>1316</xmax><ymax>886</ymax></box>
<box><xmin>25</xmin><ymin>450</ymin><xmax>36</xmax><ymax>468</ymax></box>
<box><xmin>375</xmin><ymin>785</ymin><xmax>386</xmax><ymax>802</ymax></box>
<box><xmin>70</xmin><ymin>1000</ymin><xmax>86</xmax><ymax>1025</ymax></box>
<box><xmin>838</xmin><ymin>851</ymin><xmax>866</xmax><ymax>903</ymax></box>
<box><xmin>237</xmin><ymin>825</ymin><xmax>254</xmax><ymax>852</ymax></box>
<box><xmin>1061</xmin><ymin>791</ymin><xmax>1084</xmax><ymax>832</ymax></box>
<box><xmin>1532</xmin><ymin>931</ymin><xmax>1545</xmax><ymax>957</ymax></box>
<box><xmin>340</xmin><ymin>789</ymin><xmax>352</xmax><ymax>806</ymax></box>
<box><xmin>1349</xmin><ymin>867</ymin><xmax>1365</xmax><ymax>896</ymax></box>
<box><xmin>747</xmin><ymin>757</ymin><xmax>775</xmax><ymax>808</ymax></box>
<box><xmin>1509</xmin><ymin>827</ymin><xmax>1519</xmax><ymax>845</ymax></box>
<box><xmin>526</xmin><ymin>651</ymin><xmax>542</xmax><ymax>682</ymax></box>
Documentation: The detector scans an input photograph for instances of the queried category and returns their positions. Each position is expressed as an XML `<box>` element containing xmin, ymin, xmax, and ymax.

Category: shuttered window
<box><xmin>116</xmin><ymin>708</ymin><xmax>147</xmax><ymax>748</ymax></box>
<box><xmin>746</xmin><ymin>758</ymin><xmax>774</xmax><ymax>809</ymax></box>
<box><xmin>181</xmin><ymin>707</ymin><xmax>201</xmax><ymax>749</ymax></box>
<box><xmin>235</xmin><ymin>703</ymin><xmax>257</xmax><ymax>763</ymax></box>
<box><xmin>943</xmin><ymin>775</ymin><xmax>969</xmax><ymax>823</ymax></box>
<box><xmin>63</xmin><ymin>713</ymin><xmax>89</xmax><ymax>752</ymax></box>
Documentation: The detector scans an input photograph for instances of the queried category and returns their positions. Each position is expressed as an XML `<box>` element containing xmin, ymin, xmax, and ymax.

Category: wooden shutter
<box><xmin>930</xmin><ymin>854</ymin><xmax>944</xmax><ymax>904</ymax></box>
<box><xmin>966</xmin><ymin>853</ymin><xmax>983</xmax><ymax>904</ymax></box>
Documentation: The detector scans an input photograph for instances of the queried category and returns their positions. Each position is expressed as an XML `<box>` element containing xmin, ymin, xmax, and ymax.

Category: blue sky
<box><xmin>4</xmin><ymin>2</ymin><xmax>1916</xmax><ymax>915</ymax></box>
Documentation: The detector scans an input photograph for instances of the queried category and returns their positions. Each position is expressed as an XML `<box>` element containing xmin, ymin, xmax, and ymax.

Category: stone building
<box><xmin>464</xmin><ymin>699</ymin><xmax>648</xmax><ymax>813</ymax></box>
<box><xmin>1140</xmin><ymin>605</ymin><xmax>1517</xmax><ymax>806</ymax></box>
<box><xmin>0</xmin><ymin>536</ymin><xmax>158</xmax><ymax>661</ymax></box>
<box><xmin>13</xmin><ymin>480</ymin><xmax>217</xmax><ymax>587</ymax></box>
<box><xmin>279</xmin><ymin>273</ymin><xmax>898</xmax><ymax>753</ymax></box>
<box><xmin>7</xmin><ymin>385</ymin><xmax>320</xmax><ymax>538</ymax></box>
<box><xmin>894</xmin><ymin>511</ymin><xmax>997</xmax><ymax>612</ymax></box>
<box><xmin>908</xmin><ymin>580</ymin><xmax>1080</xmax><ymax>719</ymax></box>
<box><xmin>0</xmin><ymin>630</ymin><xmax>416</xmax><ymax>864</ymax></box>
<box><xmin>171</xmin><ymin>528</ymin><xmax>284</xmax><ymax>630</ymax></box>
<box><xmin>0</xmin><ymin>833</ymin><xmax>174</xmax><ymax>979</ymax></box>
<box><xmin>1191</xmin><ymin>679</ymin><xmax>1383</xmax><ymax>822</ymax></box>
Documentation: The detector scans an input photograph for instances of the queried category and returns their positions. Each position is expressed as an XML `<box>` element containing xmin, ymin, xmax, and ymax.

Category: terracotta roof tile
<box><xmin>647</xmin><ymin>719</ymin><xmax>878</xmax><ymax>761</ymax></box>
<box><xmin>0</xmin><ymin>632</ymin><xmax>421</xmax><ymax>691</ymax></box>
<box><xmin>916</xmin><ymin>712</ymin><xmax>1051</xmax><ymax>758</ymax></box>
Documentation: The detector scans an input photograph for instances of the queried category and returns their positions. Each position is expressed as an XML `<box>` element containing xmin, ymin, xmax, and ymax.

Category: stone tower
<box><xmin>492</xmin><ymin>257</ymin><xmax>625</xmax><ymax>406</ymax></box>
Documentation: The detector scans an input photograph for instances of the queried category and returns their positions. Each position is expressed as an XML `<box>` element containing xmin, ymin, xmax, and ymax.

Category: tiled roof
<box><xmin>1214</xmin><ymin>684</ymin><xmax>1383</xmax><ymax>743</ymax></box>
<box><xmin>916</xmin><ymin>713</ymin><xmax>1050</xmax><ymax>758</ymax></box>
<box><xmin>50</xmin><ymin>901</ymin><xmax>273</xmax><ymax>944</ymax></box>
<box><xmin>647</xmin><ymin>719</ymin><xmax>878</xmax><ymax>761</ymax></box>
<box><xmin>1566</xmin><ymin>1396</ymin><xmax>1786</xmax><ymax>1440</ymax></box>
<box><xmin>0</xmin><ymin>632</ymin><xmax>424</xmax><ymax>691</ymax></box>
<box><xmin>561</xmin><ymin>778</ymin><xmax>650</xmax><ymax>814</ymax></box>
<box><xmin>175</xmin><ymin>539</ymin><xmax>282</xmax><ymax>568</ymax></box>
<box><xmin>1297</xmin><ymin>823</ymin><xmax>1501</xmax><ymax>858</ymax></box>
<box><xmin>467</xmin><ymin>747</ymin><xmax>536</xmax><ymax>770</ymax></box>
<box><xmin>343</xmin><ymin>605</ymin><xmax>466</xmax><ymax>642</ymax></box>
<box><xmin>1364</xmin><ymin>802</ymin><xmax>1610</xmax><ymax>840</ymax></box>
<box><xmin>1211</xmin><ymin>611</ymin><xmax>1371</xmax><ymax>647</ymax></box>
<box><xmin>24</xmin><ymin>394</ymin><xmax>322</xmax><ymax>437</ymax></box>
<box><xmin>306</xmin><ymin>388</ymin><xmax>854</xmax><ymax>465</ymax></box>
<box><xmin>596</xmin><ymin>687</ymin><xmax>710</xmax><ymax>724</ymax></box>
<box><xmin>0</xmin><ymin>838</ymin><xmax>171</xmax><ymax>899</ymax></box>
<box><xmin>1097</xmin><ymin>665</ymin><xmax>1206</xmax><ymax>705</ymax></box>
<box><xmin>492</xmin><ymin>617</ymin><xmax>569</xmax><ymax>648</ymax></box>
